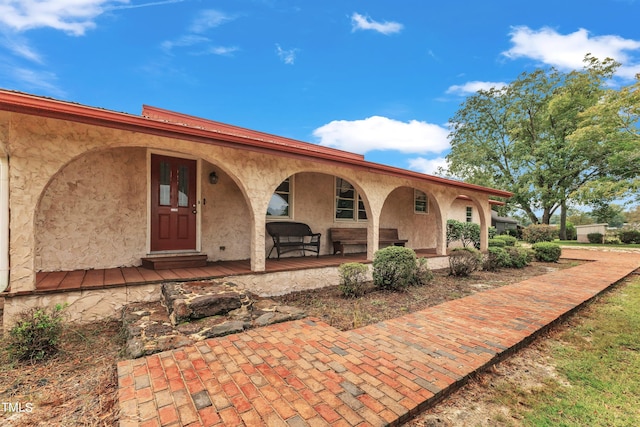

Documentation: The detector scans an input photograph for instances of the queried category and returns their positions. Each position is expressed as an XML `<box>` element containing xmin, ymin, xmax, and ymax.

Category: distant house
<box><xmin>0</xmin><ymin>89</ymin><xmax>511</xmax><ymax>325</ymax></box>
<box><xmin>491</xmin><ymin>210</ymin><xmax>520</xmax><ymax>234</ymax></box>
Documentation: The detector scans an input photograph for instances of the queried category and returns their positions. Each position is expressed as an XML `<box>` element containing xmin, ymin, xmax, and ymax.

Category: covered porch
<box><xmin>31</xmin><ymin>249</ymin><xmax>443</xmax><ymax>296</ymax></box>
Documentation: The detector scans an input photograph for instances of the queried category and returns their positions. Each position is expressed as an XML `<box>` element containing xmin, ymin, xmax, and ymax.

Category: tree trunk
<box><xmin>559</xmin><ymin>199</ymin><xmax>567</xmax><ymax>240</ymax></box>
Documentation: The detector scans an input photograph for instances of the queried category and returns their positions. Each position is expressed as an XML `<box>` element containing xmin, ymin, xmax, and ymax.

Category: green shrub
<box><xmin>7</xmin><ymin>304</ymin><xmax>67</xmax><ymax>362</ymax></box>
<box><xmin>448</xmin><ymin>247</ymin><xmax>481</xmax><ymax>276</ymax></box>
<box><xmin>532</xmin><ymin>242</ymin><xmax>562</xmax><ymax>262</ymax></box>
<box><xmin>372</xmin><ymin>246</ymin><xmax>417</xmax><ymax>290</ymax></box>
<box><xmin>488</xmin><ymin>227</ymin><xmax>497</xmax><ymax>239</ymax></box>
<box><xmin>618</xmin><ymin>229</ymin><xmax>640</xmax><ymax>244</ymax></box>
<box><xmin>587</xmin><ymin>232</ymin><xmax>603</xmax><ymax>244</ymax></box>
<box><xmin>506</xmin><ymin>247</ymin><xmax>533</xmax><ymax>268</ymax></box>
<box><xmin>338</xmin><ymin>263</ymin><xmax>369</xmax><ymax>297</ymax></box>
<box><xmin>604</xmin><ymin>236</ymin><xmax>622</xmax><ymax>245</ymax></box>
<box><xmin>522</xmin><ymin>224</ymin><xmax>558</xmax><ymax>243</ymax></box>
<box><xmin>483</xmin><ymin>247</ymin><xmax>510</xmax><ymax>271</ymax></box>
<box><xmin>566</xmin><ymin>222</ymin><xmax>577</xmax><ymax>240</ymax></box>
<box><xmin>411</xmin><ymin>257</ymin><xmax>434</xmax><ymax>286</ymax></box>
<box><xmin>494</xmin><ymin>235</ymin><xmax>517</xmax><ymax>246</ymax></box>
<box><xmin>488</xmin><ymin>238</ymin><xmax>506</xmax><ymax>247</ymax></box>
<box><xmin>447</xmin><ymin>220</ymin><xmax>480</xmax><ymax>249</ymax></box>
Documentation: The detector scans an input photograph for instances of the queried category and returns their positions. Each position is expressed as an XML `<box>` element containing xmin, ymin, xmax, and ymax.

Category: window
<box><xmin>335</xmin><ymin>178</ymin><xmax>367</xmax><ymax>221</ymax></box>
<box><xmin>414</xmin><ymin>190</ymin><xmax>428</xmax><ymax>214</ymax></box>
<box><xmin>267</xmin><ymin>177</ymin><xmax>292</xmax><ymax>218</ymax></box>
<box><xmin>466</xmin><ymin>206</ymin><xmax>473</xmax><ymax>222</ymax></box>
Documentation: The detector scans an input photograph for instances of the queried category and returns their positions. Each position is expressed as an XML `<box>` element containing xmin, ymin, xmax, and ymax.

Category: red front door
<box><xmin>150</xmin><ymin>154</ymin><xmax>197</xmax><ymax>251</ymax></box>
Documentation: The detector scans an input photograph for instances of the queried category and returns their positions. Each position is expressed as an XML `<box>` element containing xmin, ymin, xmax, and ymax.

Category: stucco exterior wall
<box><xmin>448</xmin><ymin>198</ymin><xmax>479</xmax><ymax>223</ymax></box>
<box><xmin>3</xmin><ymin>110</ymin><xmax>493</xmax><ymax>292</ymax></box>
<box><xmin>35</xmin><ymin>148</ymin><xmax>147</xmax><ymax>271</ymax></box>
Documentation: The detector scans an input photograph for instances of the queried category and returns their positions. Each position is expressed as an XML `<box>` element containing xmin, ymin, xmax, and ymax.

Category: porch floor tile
<box><xmin>117</xmin><ymin>249</ymin><xmax>640</xmax><ymax>426</ymax></box>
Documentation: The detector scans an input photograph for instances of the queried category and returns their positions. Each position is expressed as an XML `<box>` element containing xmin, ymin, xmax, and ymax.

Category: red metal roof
<box><xmin>0</xmin><ymin>89</ymin><xmax>512</xmax><ymax>198</ymax></box>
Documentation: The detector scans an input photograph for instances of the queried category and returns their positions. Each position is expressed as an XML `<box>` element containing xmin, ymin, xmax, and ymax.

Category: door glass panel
<box><xmin>159</xmin><ymin>161</ymin><xmax>171</xmax><ymax>206</ymax></box>
<box><xmin>178</xmin><ymin>165</ymin><xmax>189</xmax><ymax>207</ymax></box>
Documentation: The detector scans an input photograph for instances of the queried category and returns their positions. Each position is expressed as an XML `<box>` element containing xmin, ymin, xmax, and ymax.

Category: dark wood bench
<box><xmin>329</xmin><ymin>228</ymin><xmax>408</xmax><ymax>255</ymax></box>
<box><xmin>266</xmin><ymin>221</ymin><xmax>321</xmax><ymax>259</ymax></box>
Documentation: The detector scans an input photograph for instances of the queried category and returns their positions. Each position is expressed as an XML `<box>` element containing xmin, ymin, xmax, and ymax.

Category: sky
<box><xmin>1</xmin><ymin>0</ymin><xmax>639</xmax><ymax>176</ymax></box>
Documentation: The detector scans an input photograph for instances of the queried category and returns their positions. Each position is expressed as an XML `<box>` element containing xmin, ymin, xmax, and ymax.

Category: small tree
<box><xmin>447</xmin><ymin>220</ymin><xmax>480</xmax><ymax>248</ymax></box>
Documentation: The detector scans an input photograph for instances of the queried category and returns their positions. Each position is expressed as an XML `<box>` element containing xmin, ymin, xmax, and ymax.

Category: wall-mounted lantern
<box><xmin>208</xmin><ymin>171</ymin><xmax>218</xmax><ymax>184</ymax></box>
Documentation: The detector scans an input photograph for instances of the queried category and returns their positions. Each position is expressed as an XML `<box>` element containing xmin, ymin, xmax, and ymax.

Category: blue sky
<box><xmin>1</xmin><ymin>0</ymin><xmax>639</xmax><ymax>175</ymax></box>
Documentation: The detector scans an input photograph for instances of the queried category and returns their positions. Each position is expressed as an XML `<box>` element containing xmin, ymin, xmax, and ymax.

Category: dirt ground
<box><xmin>0</xmin><ymin>260</ymin><xmax>579</xmax><ymax>426</ymax></box>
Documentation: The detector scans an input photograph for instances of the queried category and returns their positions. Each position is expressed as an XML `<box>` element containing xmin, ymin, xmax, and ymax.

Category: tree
<box><xmin>445</xmin><ymin>56</ymin><xmax>636</xmax><ymax>239</ymax></box>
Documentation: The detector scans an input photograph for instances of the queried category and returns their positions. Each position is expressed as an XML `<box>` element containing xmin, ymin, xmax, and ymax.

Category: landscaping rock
<box><xmin>121</xmin><ymin>280</ymin><xmax>307</xmax><ymax>358</ymax></box>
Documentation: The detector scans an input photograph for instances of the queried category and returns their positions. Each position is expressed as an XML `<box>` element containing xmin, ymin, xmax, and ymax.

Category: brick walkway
<box><xmin>117</xmin><ymin>249</ymin><xmax>640</xmax><ymax>426</ymax></box>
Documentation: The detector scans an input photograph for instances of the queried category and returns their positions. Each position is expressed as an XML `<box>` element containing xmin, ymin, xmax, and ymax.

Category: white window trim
<box><xmin>266</xmin><ymin>176</ymin><xmax>294</xmax><ymax>220</ymax></box>
<box><xmin>466</xmin><ymin>206</ymin><xmax>473</xmax><ymax>223</ymax></box>
<box><xmin>334</xmin><ymin>178</ymin><xmax>367</xmax><ymax>222</ymax></box>
<box><xmin>414</xmin><ymin>189</ymin><xmax>429</xmax><ymax>214</ymax></box>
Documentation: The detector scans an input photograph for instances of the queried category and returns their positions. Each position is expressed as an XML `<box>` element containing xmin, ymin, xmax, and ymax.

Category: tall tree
<box><xmin>445</xmin><ymin>56</ymin><xmax>632</xmax><ymax>238</ymax></box>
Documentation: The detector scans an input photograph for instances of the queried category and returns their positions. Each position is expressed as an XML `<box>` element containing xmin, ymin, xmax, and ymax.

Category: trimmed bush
<box><xmin>522</xmin><ymin>224</ymin><xmax>558</xmax><ymax>243</ymax></box>
<box><xmin>532</xmin><ymin>242</ymin><xmax>562</xmax><ymax>262</ymax></box>
<box><xmin>7</xmin><ymin>304</ymin><xmax>67</xmax><ymax>362</ymax></box>
<box><xmin>448</xmin><ymin>247</ymin><xmax>481</xmax><ymax>276</ymax></box>
<box><xmin>372</xmin><ymin>246</ymin><xmax>417</xmax><ymax>290</ymax></box>
<box><xmin>566</xmin><ymin>222</ymin><xmax>577</xmax><ymax>240</ymax></box>
<box><xmin>338</xmin><ymin>263</ymin><xmax>369</xmax><ymax>297</ymax></box>
<box><xmin>488</xmin><ymin>226</ymin><xmax>497</xmax><ymax>239</ymax></box>
<box><xmin>506</xmin><ymin>247</ymin><xmax>533</xmax><ymax>268</ymax></box>
<box><xmin>587</xmin><ymin>232</ymin><xmax>603</xmax><ymax>244</ymax></box>
<box><xmin>618</xmin><ymin>229</ymin><xmax>640</xmax><ymax>244</ymax></box>
<box><xmin>604</xmin><ymin>236</ymin><xmax>622</xmax><ymax>245</ymax></box>
<box><xmin>411</xmin><ymin>257</ymin><xmax>434</xmax><ymax>286</ymax></box>
<box><xmin>495</xmin><ymin>235</ymin><xmax>517</xmax><ymax>246</ymax></box>
<box><xmin>483</xmin><ymin>247</ymin><xmax>510</xmax><ymax>271</ymax></box>
<box><xmin>488</xmin><ymin>238</ymin><xmax>506</xmax><ymax>247</ymax></box>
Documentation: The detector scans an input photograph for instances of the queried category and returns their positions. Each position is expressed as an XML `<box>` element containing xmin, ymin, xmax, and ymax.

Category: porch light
<box><xmin>208</xmin><ymin>171</ymin><xmax>218</xmax><ymax>184</ymax></box>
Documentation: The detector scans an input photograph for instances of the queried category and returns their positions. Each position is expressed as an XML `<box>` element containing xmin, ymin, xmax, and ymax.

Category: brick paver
<box><xmin>118</xmin><ymin>249</ymin><xmax>640</xmax><ymax>426</ymax></box>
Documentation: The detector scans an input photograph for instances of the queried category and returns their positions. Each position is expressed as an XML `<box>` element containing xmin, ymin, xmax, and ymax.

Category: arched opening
<box><xmin>447</xmin><ymin>195</ymin><xmax>487</xmax><ymax>250</ymax></box>
<box><xmin>380</xmin><ymin>186</ymin><xmax>442</xmax><ymax>253</ymax></box>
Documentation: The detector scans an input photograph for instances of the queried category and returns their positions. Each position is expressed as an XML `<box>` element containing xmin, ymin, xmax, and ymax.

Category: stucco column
<box><xmin>438</xmin><ymin>215</ymin><xmax>449</xmax><ymax>255</ymax></box>
<box><xmin>366</xmin><ymin>214</ymin><xmax>380</xmax><ymax>261</ymax></box>
<box><xmin>250</xmin><ymin>213</ymin><xmax>266</xmax><ymax>272</ymax></box>
<box><xmin>479</xmin><ymin>205</ymin><xmax>489</xmax><ymax>252</ymax></box>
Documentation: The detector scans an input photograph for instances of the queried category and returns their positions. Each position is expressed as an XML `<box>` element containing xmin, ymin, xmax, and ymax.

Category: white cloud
<box><xmin>0</xmin><ymin>61</ymin><xmax>65</xmax><ymax>97</ymax></box>
<box><xmin>351</xmin><ymin>12</ymin><xmax>403</xmax><ymax>35</ymax></box>
<box><xmin>199</xmin><ymin>46</ymin><xmax>239</xmax><ymax>56</ymax></box>
<box><xmin>161</xmin><ymin>34</ymin><xmax>209</xmax><ymax>52</ymax></box>
<box><xmin>276</xmin><ymin>44</ymin><xmax>297</xmax><ymax>64</ymax></box>
<box><xmin>407</xmin><ymin>157</ymin><xmax>449</xmax><ymax>175</ymax></box>
<box><xmin>446</xmin><ymin>81</ymin><xmax>507</xmax><ymax>96</ymax></box>
<box><xmin>503</xmin><ymin>26</ymin><xmax>640</xmax><ymax>77</ymax></box>
<box><xmin>0</xmin><ymin>0</ymin><xmax>127</xmax><ymax>35</ymax></box>
<box><xmin>0</xmin><ymin>32</ymin><xmax>42</xmax><ymax>62</ymax></box>
<box><xmin>313</xmin><ymin>116</ymin><xmax>450</xmax><ymax>155</ymax></box>
<box><xmin>189</xmin><ymin>9</ymin><xmax>233</xmax><ymax>33</ymax></box>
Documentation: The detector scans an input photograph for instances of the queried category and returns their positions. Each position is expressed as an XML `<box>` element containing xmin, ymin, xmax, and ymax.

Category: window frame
<box><xmin>466</xmin><ymin>206</ymin><xmax>473</xmax><ymax>223</ymax></box>
<box><xmin>266</xmin><ymin>176</ymin><xmax>294</xmax><ymax>220</ymax></box>
<box><xmin>335</xmin><ymin>178</ymin><xmax>367</xmax><ymax>222</ymax></box>
<box><xmin>414</xmin><ymin>189</ymin><xmax>429</xmax><ymax>214</ymax></box>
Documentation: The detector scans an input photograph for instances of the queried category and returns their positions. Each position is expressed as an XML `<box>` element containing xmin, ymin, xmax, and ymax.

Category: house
<box><xmin>491</xmin><ymin>210</ymin><xmax>520</xmax><ymax>235</ymax></box>
<box><xmin>0</xmin><ymin>89</ymin><xmax>511</xmax><ymax>326</ymax></box>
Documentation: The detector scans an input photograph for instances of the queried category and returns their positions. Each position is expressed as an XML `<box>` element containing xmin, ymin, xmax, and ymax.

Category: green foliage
<box><xmin>448</xmin><ymin>247</ymin><xmax>481</xmax><ymax>276</ymax></box>
<box><xmin>506</xmin><ymin>247</ymin><xmax>533</xmax><ymax>268</ymax></box>
<box><xmin>587</xmin><ymin>232</ymin><xmax>604</xmax><ymax>244</ymax></box>
<box><xmin>604</xmin><ymin>236</ymin><xmax>622</xmax><ymax>245</ymax></box>
<box><xmin>566</xmin><ymin>222</ymin><xmax>577</xmax><ymax>240</ymax></box>
<box><xmin>618</xmin><ymin>229</ymin><xmax>640</xmax><ymax>244</ymax></box>
<box><xmin>6</xmin><ymin>304</ymin><xmax>67</xmax><ymax>362</ymax></box>
<box><xmin>447</xmin><ymin>219</ymin><xmax>480</xmax><ymax>248</ymax></box>
<box><xmin>483</xmin><ymin>247</ymin><xmax>511</xmax><ymax>271</ymax></box>
<box><xmin>488</xmin><ymin>226</ymin><xmax>497</xmax><ymax>239</ymax></box>
<box><xmin>522</xmin><ymin>224</ymin><xmax>558</xmax><ymax>243</ymax></box>
<box><xmin>494</xmin><ymin>234</ymin><xmax>517</xmax><ymax>246</ymax></box>
<box><xmin>532</xmin><ymin>242</ymin><xmax>562</xmax><ymax>262</ymax></box>
<box><xmin>446</xmin><ymin>56</ymin><xmax>637</xmax><ymax>237</ymax></box>
<box><xmin>372</xmin><ymin>246</ymin><xmax>417</xmax><ymax>290</ymax></box>
<box><xmin>488</xmin><ymin>238</ymin><xmax>506</xmax><ymax>247</ymax></box>
<box><xmin>411</xmin><ymin>257</ymin><xmax>434</xmax><ymax>286</ymax></box>
<box><xmin>338</xmin><ymin>263</ymin><xmax>368</xmax><ymax>298</ymax></box>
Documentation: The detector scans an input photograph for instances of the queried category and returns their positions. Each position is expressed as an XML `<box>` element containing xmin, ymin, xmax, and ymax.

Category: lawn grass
<box><xmin>517</xmin><ymin>276</ymin><xmax>640</xmax><ymax>426</ymax></box>
<box><xmin>554</xmin><ymin>240</ymin><xmax>640</xmax><ymax>249</ymax></box>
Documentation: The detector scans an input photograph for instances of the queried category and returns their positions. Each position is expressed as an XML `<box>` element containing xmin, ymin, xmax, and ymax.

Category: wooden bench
<box><xmin>266</xmin><ymin>221</ymin><xmax>321</xmax><ymax>259</ymax></box>
<box><xmin>329</xmin><ymin>228</ymin><xmax>408</xmax><ymax>255</ymax></box>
